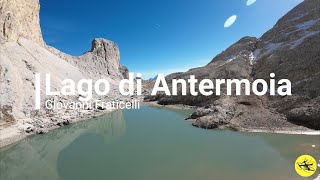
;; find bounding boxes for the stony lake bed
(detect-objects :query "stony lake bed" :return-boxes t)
[0,106,319,180]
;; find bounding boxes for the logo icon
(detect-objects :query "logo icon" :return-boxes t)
[295,154,317,177]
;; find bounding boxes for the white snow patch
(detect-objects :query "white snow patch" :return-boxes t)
[296,19,319,30]
[249,52,255,65]
[250,42,282,61]
[280,19,319,38]
[266,42,283,53]
[226,56,236,63]
[290,7,319,23]
[290,30,320,49]
[290,12,309,22]
[253,49,261,60]
[219,56,237,67]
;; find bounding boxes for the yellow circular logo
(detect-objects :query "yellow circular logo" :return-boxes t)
[295,154,317,177]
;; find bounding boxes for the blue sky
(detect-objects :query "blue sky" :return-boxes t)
[40,0,303,79]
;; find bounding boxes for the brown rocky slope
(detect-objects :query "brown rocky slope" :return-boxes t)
[145,0,320,131]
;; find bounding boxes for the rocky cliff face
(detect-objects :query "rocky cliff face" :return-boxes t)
[146,0,320,131]
[46,38,128,80]
[0,0,129,145]
[0,0,44,46]
[90,38,120,69]
[252,0,320,129]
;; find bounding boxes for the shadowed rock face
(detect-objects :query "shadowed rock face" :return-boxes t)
[146,0,320,130]
[120,65,129,79]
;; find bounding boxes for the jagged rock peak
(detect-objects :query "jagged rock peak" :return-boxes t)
[119,65,129,79]
[0,0,44,46]
[89,38,120,68]
[208,36,257,64]
[90,38,119,58]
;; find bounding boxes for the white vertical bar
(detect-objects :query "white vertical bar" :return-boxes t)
[35,73,41,110]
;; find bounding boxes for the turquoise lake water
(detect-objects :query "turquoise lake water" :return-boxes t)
[0,106,319,180]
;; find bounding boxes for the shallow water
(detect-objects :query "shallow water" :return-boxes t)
[0,106,319,180]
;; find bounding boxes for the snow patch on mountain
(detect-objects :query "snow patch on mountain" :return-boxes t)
[290,30,320,49]
[296,19,319,30]
[249,52,255,65]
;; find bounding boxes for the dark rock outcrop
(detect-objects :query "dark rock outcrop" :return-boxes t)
[120,65,129,79]
[0,105,15,126]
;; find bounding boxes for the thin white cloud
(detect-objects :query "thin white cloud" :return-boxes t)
[154,24,161,28]
[246,0,256,6]
[224,15,237,28]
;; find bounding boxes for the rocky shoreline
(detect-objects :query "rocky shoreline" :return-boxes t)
[0,107,117,148]
[1,101,319,149]
[142,101,320,135]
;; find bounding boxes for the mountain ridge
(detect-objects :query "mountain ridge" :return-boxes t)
[0,0,129,147]
[144,0,320,131]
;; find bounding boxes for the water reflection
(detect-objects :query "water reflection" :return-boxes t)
[0,107,319,180]
[147,105,195,116]
[0,110,126,180]
[87,110,126,144]
[241,132,320,160]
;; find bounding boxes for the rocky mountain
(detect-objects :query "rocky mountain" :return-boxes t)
[252,0,320,129]
[46,38,126,80]
[145,0,320,131]
[0,0,129,146]
[148,75,158,81]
